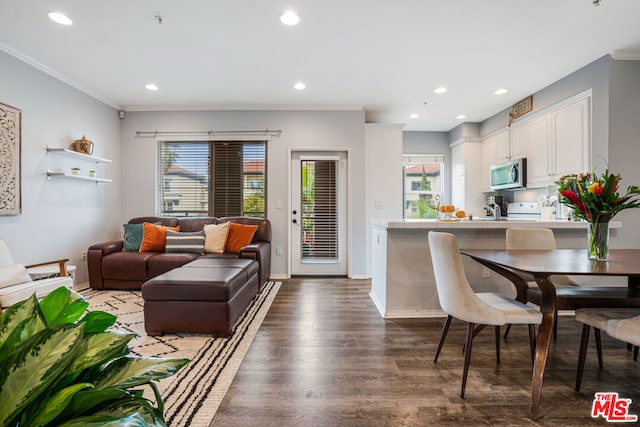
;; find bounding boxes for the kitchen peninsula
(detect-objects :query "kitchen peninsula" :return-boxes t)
[370,219,622,319]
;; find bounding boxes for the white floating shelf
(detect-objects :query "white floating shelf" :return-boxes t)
[46,171,112,183]
[46,146,112,163]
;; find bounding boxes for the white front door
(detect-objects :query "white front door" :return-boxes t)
[291,151,347,276]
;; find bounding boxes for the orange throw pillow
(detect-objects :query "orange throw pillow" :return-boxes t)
[139,223,180,252]
[225,223,258,254]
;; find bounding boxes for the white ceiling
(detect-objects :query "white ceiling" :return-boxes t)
[1,0,639,131]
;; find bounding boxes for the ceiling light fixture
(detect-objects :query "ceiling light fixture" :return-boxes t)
[494,88,508,95]
[293,82,306,90]
[145,83,159,91]
[434,87,447,94]
[409,113,419,119]
[456,114,466,120]
[48,12,73,26]
[280,11,300,26]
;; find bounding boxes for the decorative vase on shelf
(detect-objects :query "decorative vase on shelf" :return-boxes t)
[71,168,80,176]
[588,222,609,261]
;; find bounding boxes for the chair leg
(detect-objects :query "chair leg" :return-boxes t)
[494,326,500,364]
[503,324,512,340]
[461,322,475,399]
[576,324,591,392]
[528,324,536,364]
[553,309,558,341]
[434,315,453,363]
[594,328,603,369]
[634,346,639,362]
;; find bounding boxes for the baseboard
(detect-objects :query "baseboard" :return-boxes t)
[349,274,369,280]
[369,292,386,317]
[269,274,288,280]
[383,308,446,319]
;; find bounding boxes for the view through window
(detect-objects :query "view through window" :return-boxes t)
[402,154,443,219]
[157,140,266,217]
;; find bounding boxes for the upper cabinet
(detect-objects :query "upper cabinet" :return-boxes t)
[526,96,591,187]
[494,124,526,164]
[450,139,483,213]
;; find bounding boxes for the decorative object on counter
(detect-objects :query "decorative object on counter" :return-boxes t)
[89,169,96,177]
[72,134,94,155]
[438,204,460,221]
[71,167,80,175]
[538,195,558,220]
[556,169,640,261]
[0,102,21,215]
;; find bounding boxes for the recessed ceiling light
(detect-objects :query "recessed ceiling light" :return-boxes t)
[434,87,447,94]
[409,113,419,119]
[48,12,73,26]
[145,83,159,91]
[280,11,300,26]
[293,82,306,90]
[456,114,467,120]
[494,88,508,95]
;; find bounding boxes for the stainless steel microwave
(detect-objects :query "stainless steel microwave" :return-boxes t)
[490,158,526,190]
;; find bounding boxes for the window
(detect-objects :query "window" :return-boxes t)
[402,154,443,219]
[157,140,266,217]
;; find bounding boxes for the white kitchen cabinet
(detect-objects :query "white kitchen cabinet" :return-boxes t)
[525,97,590,187]
[526,114,552,186]
[552,97,590,178]
[481,136,495,191]
[450,139,483,214]
[494,125,525,163]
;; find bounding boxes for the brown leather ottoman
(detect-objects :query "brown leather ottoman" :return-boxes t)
[141,258,259,337]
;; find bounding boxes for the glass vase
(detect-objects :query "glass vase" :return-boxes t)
[588,222,610,261]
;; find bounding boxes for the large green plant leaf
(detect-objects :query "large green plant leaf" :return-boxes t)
[96,396,167,427]
[79,311,117,334]
[0,295,38,350]
[0,324,81,427]
[23,382,93,427]
[63,332,136,384]
[58,413,149,427]
[0,314,47,358]
[95,357,189,390]
[39,287,89,326]
[63,388,128,420]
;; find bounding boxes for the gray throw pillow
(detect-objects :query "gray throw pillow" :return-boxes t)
[165,230,205,254]
[123,222,160,251]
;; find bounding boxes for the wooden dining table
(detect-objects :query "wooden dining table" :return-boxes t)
[460,248,640,419]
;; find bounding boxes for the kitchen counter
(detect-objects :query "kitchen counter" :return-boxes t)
[370,219,624,319]
[372,218,622,230]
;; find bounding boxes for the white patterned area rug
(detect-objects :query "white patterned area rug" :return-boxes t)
[77,281,281,426]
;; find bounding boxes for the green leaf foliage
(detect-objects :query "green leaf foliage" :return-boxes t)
[23,383,93,427]
[0,286,188,426]
[0,295,38,351]
[0,324,81,427]
[58,413,149,427]
[95,357,190,390]
[40,287,89,326]
[79,311,117,334]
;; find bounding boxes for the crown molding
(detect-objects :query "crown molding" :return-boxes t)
[612,49,640,60]
[0,43,122,110]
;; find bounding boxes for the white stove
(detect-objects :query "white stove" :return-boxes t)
[507,202,541,220]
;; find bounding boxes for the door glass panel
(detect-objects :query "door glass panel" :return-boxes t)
[301,160,338,260]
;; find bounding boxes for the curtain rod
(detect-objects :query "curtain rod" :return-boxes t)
[135,129,282,138]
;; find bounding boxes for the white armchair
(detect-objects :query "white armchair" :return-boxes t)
[0,240,73,314]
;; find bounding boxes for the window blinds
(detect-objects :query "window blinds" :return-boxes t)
[301,159,338,259]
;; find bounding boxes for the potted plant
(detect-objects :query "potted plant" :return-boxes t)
[71,167,81,176]
[0,287,188,426]
[89,170,97,178]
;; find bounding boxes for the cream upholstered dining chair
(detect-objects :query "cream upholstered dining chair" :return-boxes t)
[504,227,579,339]
[428,231,543,398]
[0,239,73,314]
[575,308,640,391]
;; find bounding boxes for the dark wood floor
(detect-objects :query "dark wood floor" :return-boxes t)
[212,279,640,426]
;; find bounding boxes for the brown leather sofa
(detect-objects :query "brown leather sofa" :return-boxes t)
[88,216,271,290]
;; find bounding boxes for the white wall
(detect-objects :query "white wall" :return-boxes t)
[0,50,122,284]
[365,124,404,277]
[119,109,366,278]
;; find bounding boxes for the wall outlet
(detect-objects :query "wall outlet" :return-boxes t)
[482,267,491,278]
[275,246,282,255]
[81,250,87,261]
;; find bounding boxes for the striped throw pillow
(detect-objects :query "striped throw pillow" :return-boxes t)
[165,230,205,254]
